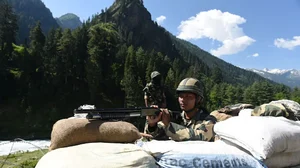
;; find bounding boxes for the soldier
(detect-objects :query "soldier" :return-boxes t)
[144,77,217,141]
[143,71,167,108]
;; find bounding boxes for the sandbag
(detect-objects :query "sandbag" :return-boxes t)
[49,118,141,150]
[238,109,253,117]
[211,103,254,122]
[210,110,233,122]
[264,151,300,168]
[217,104,254,115]
[138,140,267,168]
[251,103,290,118]
[214,116,300,160]
[269,99,300,120]
[36,142,157,168]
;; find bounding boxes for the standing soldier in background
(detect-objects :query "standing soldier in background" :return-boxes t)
[143,71,167,108]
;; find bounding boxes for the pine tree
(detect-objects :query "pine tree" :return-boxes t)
[211,66,223,84]
[72,24,89,83]
[121,45,142,107]
[0,0,18,60]
[43,28,57,75]
[86,23,119,104]
[291,87,300,103]
[57,29,75,85]
[135,47,146,82]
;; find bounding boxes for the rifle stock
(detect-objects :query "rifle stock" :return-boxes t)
[73,107,181,120]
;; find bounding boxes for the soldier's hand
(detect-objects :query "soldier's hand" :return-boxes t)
[146,112,162,127]
[140,133,153,139]
[161,108,171,127]
[146,105,163,127]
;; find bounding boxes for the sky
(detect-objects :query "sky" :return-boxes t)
[41,0,300,70]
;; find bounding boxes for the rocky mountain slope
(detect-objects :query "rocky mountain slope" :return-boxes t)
[56,13,82,30]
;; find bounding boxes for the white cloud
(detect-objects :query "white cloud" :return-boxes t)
[211,36,255,56]
[176,9,255,57]
[274,36,300,50]
[252,53,259,57]
[156,15,166,25]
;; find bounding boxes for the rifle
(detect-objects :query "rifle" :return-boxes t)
[73,106,181,120]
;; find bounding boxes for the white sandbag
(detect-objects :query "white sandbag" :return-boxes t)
[264,150,300,168]
[36,142,157,168]
[214,116,300,160]
[139,140,267,168]
[238,109,253,117]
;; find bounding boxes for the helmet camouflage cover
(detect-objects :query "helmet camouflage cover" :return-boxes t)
[151,71,161,79]
[176,78,204,98]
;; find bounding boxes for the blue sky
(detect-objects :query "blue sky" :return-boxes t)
[42,0,300,70]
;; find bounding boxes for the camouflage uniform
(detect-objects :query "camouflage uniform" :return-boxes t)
[144,109,216,141]
[143,82,166,107]
[143,71,166,107]
[251,103,298,120]
[144,77,217,142]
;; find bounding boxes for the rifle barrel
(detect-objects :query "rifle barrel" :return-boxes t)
[73,107,181,119]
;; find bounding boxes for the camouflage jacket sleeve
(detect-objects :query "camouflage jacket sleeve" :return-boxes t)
[144,121,169,140]
[144,111,182,140]
[164,120,215,141]
[144,111,216,141]
[143,85,148,96]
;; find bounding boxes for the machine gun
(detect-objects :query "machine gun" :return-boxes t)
[73,106,181,120]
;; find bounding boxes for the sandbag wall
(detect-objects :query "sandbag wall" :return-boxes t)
[214,116,300,168]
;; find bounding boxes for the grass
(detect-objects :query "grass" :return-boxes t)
[0,149,48,168]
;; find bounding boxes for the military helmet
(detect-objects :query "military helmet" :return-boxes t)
[176,78,204,98]
[151,71,161,79]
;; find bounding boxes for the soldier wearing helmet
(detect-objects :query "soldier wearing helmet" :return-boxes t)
[143,71,167,108]
[144,77,217,141]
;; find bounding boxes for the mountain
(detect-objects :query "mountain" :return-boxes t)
[95,0,272,86]
[56,13,82,30]
[247,68,300,88]
[8,0,59,44]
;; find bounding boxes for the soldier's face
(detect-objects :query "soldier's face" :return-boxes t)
[178,92,196,111]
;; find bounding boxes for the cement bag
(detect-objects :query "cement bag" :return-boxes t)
[36,142,157,168]
[214,116,300,160]
[138,140,267,168]
[49,118,141,150]
[264,150,300,168]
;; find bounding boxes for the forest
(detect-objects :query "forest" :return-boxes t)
[1,0,300,139]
